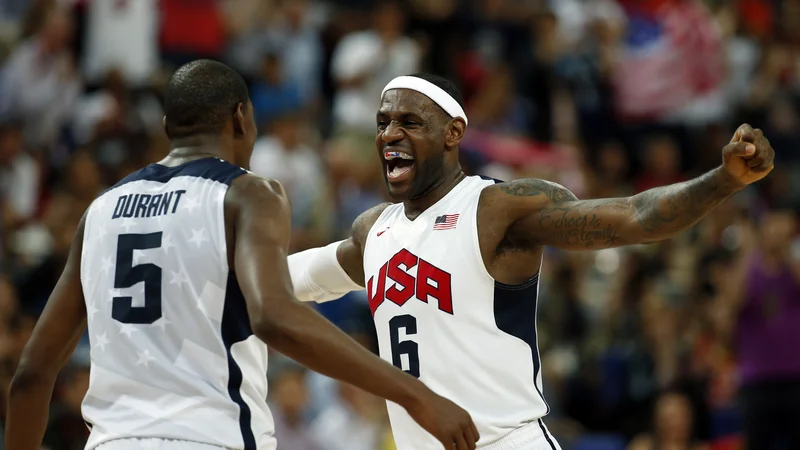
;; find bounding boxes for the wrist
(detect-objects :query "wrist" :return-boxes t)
[713,166,747,193]
[393,375,430,410]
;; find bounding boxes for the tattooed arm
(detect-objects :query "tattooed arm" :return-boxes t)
[489,124,775,251]
[493,169,740,250]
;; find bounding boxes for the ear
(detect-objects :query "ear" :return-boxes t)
[444,118,466,149]
[161,116,170,139]
[233,102,246,136]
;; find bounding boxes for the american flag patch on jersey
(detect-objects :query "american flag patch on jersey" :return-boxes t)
[433,214,459,230]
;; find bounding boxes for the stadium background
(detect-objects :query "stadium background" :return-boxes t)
[1,0,799,449]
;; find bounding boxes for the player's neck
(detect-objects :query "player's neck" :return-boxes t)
[403,170,466,220]
[164,137,235,166]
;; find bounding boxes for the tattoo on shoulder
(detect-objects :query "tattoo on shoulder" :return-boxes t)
[499,179,579,204]
[501,179,622,248]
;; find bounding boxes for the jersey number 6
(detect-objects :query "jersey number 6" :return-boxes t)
[389,314,420,378]
[112,232,163,324]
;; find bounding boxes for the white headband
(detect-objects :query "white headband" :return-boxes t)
[381,76,468,126]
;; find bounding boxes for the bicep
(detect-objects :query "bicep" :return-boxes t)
[16,215,87,379]
[336,238,365,286]
[499,179,641,251]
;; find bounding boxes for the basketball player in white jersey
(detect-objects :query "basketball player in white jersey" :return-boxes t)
[286,74,776,450]
[5,62,480,450]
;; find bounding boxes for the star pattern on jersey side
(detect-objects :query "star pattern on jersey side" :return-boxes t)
[94,222,108,244]
[183,196,200,214]
[162,234,176,254]
[93,332,109,352]
[196,298,209,316]
[83,271,93,285]
[155,316,171,331]
[197,281,226,322]
[120,218,137,233]
[86,302,99,321]
[93,195,107,211]
[119,323,138,338]
[101,256,114,275]
[189,229,208,248]
[136,349,156,368]
[157,212,169,227]
[169,270,188,287]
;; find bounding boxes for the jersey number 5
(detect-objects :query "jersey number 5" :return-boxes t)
[389,315,420,378]
[112,233,163,324]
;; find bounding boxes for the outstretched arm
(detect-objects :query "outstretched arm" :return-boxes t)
[494,125,775,251]
[6,215,88,450]
[288,203,390,302]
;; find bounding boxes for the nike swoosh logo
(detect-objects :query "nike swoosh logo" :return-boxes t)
[377,228,390,237]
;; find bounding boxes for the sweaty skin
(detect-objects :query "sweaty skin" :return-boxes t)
[337,88,774,287]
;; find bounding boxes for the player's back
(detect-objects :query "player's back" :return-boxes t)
[80,157,276,450]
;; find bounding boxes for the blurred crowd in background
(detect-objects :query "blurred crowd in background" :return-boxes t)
[1,0,800,449]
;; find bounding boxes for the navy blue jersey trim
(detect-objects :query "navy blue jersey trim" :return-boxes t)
[103,157,247,196]
[538,419,557,449]
[221,271,256,449]
[478,175,505,184]
[493,276,550,414]
[482,173,549,410]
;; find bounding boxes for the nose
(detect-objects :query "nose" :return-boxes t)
[380,120,404,145]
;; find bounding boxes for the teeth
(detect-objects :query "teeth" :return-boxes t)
[384,151,414,160]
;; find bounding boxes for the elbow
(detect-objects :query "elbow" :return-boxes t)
[9,366,54,396]
[248,296,303,346]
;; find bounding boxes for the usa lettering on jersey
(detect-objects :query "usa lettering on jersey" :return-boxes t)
[367,249,453,315]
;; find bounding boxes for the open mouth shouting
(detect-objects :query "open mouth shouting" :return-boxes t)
[384,150,415,183]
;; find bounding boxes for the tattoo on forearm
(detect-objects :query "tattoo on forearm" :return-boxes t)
[631,168,740,235]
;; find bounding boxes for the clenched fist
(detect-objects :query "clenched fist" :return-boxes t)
[722,123,775,187]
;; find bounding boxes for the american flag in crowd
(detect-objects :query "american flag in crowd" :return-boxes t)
[612,1,723,121]
[433,214,459,230]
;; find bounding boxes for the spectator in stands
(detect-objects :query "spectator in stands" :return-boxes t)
[0,116,39,226]
[159,0,226,68]
[628,390,707,450]
[250,50,305,130]
[330,0,420,135]
[249,110,332,250]
[634,135,685,193]
[310,381,393,450]
[268,359,320,450]
[727,209,800,450]
[16,150,98,313]
[263,0,324,104]
[0,4,80,150]
[80,0,158,88]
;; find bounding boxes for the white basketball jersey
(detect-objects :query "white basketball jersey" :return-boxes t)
[79,158,276,450]
[363,176,557,450]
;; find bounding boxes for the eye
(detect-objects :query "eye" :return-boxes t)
[377,121,388,130]
[403,121,419,128]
